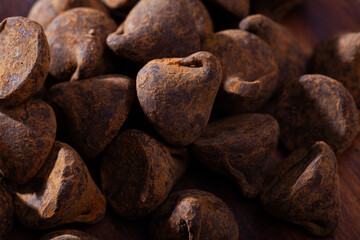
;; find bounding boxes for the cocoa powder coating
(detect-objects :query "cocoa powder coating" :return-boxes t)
[191,113,280,198]
[28,0,109,29]
[15,141,106,229]
[0,17,50,107]
[261,141,340,236]
[137,51,222,146]
[101,129,189,218]
[46,7,117,82]
[106,0,201,63]
[182,0,214,42]
[0,99,56,185]
[311,32,360,107]
[47,74,135,159]
[240,14,309,90]
[276,74,358,153]
[149,189,239,240]
[202,29,278,114]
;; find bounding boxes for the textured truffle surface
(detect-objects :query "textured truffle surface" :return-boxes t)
[276,74,358,153]
[191,113,280,198]
[202,29,278,114]
[149,189,239,240]
[47,74,135,159]
[0,99,56,185]
[15,141,106,229]
[0,17,49,107]
[261,141,340,236]
[46,7,116,82]
[137,51,222,146]
[101,129,188,218]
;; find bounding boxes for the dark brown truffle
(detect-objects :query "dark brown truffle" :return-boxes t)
[137,51,222,146]
[240,14,309,89]
[106,0,201,63]
[40,230,98,240]
[207,0,250,18]
[15,141,106,229]
[311,32,360,107]
[202,29,278,114]
[46,7,117,82]
[28,0,109,29]
[47,74,135,159]
[101,129,189,218]
[149,189,239,240]
[0,184,14,240]
[251,0,305,20]
[276,74,358,153]
[261,141,340,236]
[0,17,49,107]
[0,99,56,185]
[191,113,280,198]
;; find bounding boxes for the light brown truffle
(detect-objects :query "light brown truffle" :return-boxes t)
[46,7,117,82]
[0,17,49,107]
[15,141,106,229]
[137,51,222,146]
[28,0,108,29]
[106,0,201,63]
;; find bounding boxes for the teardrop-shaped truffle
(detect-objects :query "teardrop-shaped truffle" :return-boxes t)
[101,129,189,218]
[47,74,135,159]
[149,189,239,240]
[202,29,278,114]
[106,0,201,63]
[261,141,340,236]
[137,51,222,146]
[191,113,280,198]
[276,74,358,153]
[240,14,309,90]
[0,99,56,185]
[15,141,106,229]
[28,0,109,29]
[46,8,117,82]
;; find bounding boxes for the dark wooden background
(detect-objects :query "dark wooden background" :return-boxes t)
[1,0,360,239]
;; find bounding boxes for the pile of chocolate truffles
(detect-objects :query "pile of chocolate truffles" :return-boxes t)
[0,0,358,239]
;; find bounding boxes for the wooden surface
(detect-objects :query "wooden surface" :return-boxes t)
[1,0,360,239]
